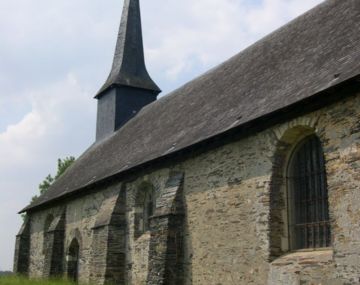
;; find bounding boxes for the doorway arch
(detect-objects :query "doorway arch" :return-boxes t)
[67,238,80,282]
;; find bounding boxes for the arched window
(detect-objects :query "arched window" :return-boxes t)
[142,189,155,232]
[288,135,331,250]
[134,183,156,237]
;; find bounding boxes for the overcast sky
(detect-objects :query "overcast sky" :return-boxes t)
[0,0,323,271]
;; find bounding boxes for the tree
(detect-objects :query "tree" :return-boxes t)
[36,157,75,198]
[22,156,75,220]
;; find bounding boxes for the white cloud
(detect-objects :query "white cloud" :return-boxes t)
[0,74,95,168]
[143,0,323,82]
[0,74,96,271]
[0,0,323,271]
[244,0,323,34]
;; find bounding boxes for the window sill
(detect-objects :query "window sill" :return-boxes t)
[271,248,333,267]
[288,247,332,253]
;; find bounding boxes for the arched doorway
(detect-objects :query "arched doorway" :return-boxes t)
[67,238,80,282]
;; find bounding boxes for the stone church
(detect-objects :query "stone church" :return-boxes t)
[14,0,360,284]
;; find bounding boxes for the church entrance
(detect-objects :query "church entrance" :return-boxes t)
[67,238,80,282]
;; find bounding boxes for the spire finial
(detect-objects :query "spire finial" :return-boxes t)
[96,0,160,98]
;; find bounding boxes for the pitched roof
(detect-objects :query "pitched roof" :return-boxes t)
[96,0,160,98]
[23,0,360,212]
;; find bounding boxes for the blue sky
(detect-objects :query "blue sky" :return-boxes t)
[0,0,323,271]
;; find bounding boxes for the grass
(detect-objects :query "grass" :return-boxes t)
[0,275,76,285]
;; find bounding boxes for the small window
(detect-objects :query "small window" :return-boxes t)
[288,135,331,250]
[135,184,156,237]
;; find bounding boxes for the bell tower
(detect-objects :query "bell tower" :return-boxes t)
[95,0,161,141]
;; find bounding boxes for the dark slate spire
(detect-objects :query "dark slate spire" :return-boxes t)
[95,0,161,141]
[95,0,160,98]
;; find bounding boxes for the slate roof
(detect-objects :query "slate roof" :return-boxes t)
[96,0,160,98]
[22,0,360,212]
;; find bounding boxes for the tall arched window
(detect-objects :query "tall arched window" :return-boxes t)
[142,189,155,232]
[288,135,331,250]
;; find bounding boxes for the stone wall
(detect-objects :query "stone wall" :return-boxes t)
[28,184,120,282]
[181,125,272,284]
[29,206,63,277]
[25,92,360,284]
[43,211,66,277]
[125,169,170,285]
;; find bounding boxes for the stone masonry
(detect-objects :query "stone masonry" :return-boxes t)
[15,92,360,284]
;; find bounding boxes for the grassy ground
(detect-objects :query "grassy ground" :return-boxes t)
[0,275,75,285]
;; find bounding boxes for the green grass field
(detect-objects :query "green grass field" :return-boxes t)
[0,276,76,285]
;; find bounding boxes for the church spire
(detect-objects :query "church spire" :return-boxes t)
[95,0,161,141]
[95,0,160,98]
